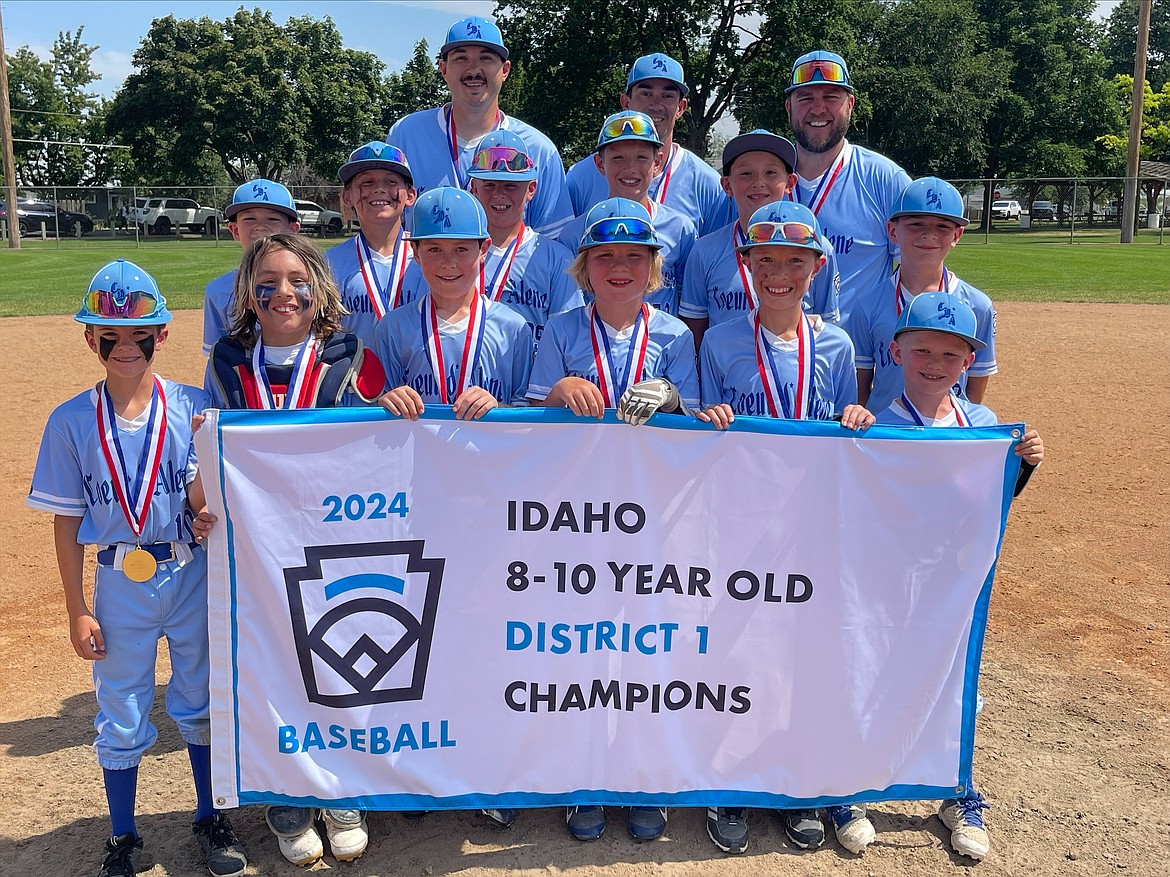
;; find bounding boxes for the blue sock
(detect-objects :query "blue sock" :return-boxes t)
[188,743,215,822]
[103,766,139,839]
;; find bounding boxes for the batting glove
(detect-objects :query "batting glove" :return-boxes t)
[617,378,682,426]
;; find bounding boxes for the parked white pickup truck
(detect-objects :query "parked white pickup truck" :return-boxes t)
[133,197,222,235]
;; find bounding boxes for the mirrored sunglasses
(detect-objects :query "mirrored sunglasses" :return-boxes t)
[600,115,657,141]
[472,145,535,173]
[84,289,161,319]
[254,282,314,310]
[790,59,849,87]
[745,221,819,246]
[584,217,656,244]
[348,143,409,165]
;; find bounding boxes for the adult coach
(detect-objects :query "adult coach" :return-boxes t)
[565,53,733,236]
[785,50,911,330]
[387,16,574,238]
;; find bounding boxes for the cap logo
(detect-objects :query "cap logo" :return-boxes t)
[431,204,453,229]
[936,301,957,326]
[926,188,943,209]
[466,22,482,38]
[109,279,126,300]
[652,57,667,72]
[251,183,270,201]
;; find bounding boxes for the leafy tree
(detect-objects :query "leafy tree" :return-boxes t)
[1100,74,1170,215]
[1102,0,1169,91]
[382,39,445,133]
[106,10,387,185]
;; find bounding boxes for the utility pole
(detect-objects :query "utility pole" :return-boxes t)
[0,0,24,248]
[1121,0,1153,243]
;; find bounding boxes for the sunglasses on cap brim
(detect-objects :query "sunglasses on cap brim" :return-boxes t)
[790,59,850,88]
[348,144,410,165]
[472,146,535,173]
[84,289,162,320]
[745,221,820,247]
[600,116,658,141]
[584,217,657,245]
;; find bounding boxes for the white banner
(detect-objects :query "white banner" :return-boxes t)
[196,408,1021,811]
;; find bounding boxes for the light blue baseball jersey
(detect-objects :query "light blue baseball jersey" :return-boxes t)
[678,220,841,326]
[699,314,857,419]
[875,396,998,428]
[852,272,998,415]
[793,140,911,331]
[387,107,574,238]
[28,380,207,547]
[566,144,734,236]
[376,295,533,406]
[399,230,583,353]
[202,269,237,354]
[527,304,700,411]
[560,200,697,316]
[325,233,415,350]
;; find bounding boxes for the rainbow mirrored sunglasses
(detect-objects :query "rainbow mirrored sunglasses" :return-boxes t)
[584,216,657,245]
[745,221,819,246]
[84,288,163,320]
[471,145,535,173]
[254,282,314,310]
[347,143,409,165]
[790,58,850,88]
[600,115,658,141]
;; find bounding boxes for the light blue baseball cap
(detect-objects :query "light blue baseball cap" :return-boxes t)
[338,142,413,186]
[77,259,173,327]
[440,16,508,60]
[890,177,970,226]
[626,52,689,96]
[410,187,489,240]
[468,130,538,182]
[224,179,298,221]
[579,197,663,250]
[786,50,854,93]
[737,200,825,255]
[894,291,985,350]
[596,110,663,153]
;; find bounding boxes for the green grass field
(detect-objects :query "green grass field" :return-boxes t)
[0,230,1166,316]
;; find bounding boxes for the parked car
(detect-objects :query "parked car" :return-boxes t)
[991,200,1022,220]
[132,197,221,235]
[296,200,344,235]
[0,199,94,236]
[1029,200,1056,220]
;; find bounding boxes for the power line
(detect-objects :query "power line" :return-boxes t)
[11,107,103,118]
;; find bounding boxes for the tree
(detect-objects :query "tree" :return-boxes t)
[1100,75,1170,216]
[1102,0,1170,91]
[382,39,445,133]
[106,10,388,185]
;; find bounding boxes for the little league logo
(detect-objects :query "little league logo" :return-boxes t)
[926,187,943,209]
[432,204,453,229]
[251,182,270,201]
[465,22,483,39]
[652,57,668,72]
[284,541,445,708]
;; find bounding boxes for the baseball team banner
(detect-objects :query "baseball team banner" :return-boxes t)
[195,408,1022,811]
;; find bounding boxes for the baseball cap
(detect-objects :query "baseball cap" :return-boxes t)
[579,197,663,250]
[77,259,173,327]
[626,52,689,96]
[889,177,970,226]
[596,110,663,152]
[440,16,508,61]
[786,50,854,93]
[338,142,414,187]
[894,291,985,350]
[737,200,825,255]
[224,179,298,221]
[468,130,538,182]
[410,187,489,240]
[721,129,797,176]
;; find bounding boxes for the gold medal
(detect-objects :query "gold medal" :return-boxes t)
[122,548,158,582]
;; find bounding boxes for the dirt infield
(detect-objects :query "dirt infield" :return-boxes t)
[1,303,1166,876]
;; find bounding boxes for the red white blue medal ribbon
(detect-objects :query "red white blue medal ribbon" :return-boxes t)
[650,143,681,205]
[754,313,817,419]
[795,149,847,216]
[251,335,318,409]
[96,375,168,540]
[356,229,409,318]
[732,223,756,311]
[422,293,488,404]
[898,392,969,426]
[446,106,502,190]
[895,266,951,316]
[589,302,650,406]
[485,224,524,302]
